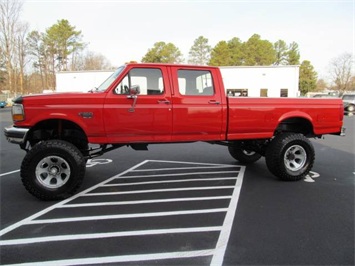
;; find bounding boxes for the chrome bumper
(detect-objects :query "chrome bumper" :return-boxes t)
[4,126,29,144]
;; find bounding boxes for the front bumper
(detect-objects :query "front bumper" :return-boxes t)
[4,126,29,144]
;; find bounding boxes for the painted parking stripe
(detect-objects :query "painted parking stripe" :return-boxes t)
[1,249,216,266]
[0,160,246,266]
[26,208,229,225]
[60,195,233,208]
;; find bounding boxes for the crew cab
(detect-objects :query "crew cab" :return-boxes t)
[4,63,344,200]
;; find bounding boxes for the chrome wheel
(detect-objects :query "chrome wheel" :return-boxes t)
[284,145,307,172]
[35,156,71,189]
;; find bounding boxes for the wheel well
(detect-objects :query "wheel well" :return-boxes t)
[27,119,88,150]
[275,117,314,137]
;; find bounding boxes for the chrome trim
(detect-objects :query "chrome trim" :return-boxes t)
[4,126,29,144]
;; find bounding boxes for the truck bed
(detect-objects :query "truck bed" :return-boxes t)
[227,97,344,140]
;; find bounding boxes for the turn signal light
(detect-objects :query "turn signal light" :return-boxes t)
[12,104,25,122]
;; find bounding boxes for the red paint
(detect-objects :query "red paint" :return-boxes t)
[13,63,344,144]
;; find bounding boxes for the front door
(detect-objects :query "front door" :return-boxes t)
[104,66,172,143]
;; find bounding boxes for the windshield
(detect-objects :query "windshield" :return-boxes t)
[96,66,125,92]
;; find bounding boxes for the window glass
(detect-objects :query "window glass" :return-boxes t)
[178,70,214,95]
[96,66,125,91]
[260,88,268,97]
[280,88,288,97]
[227,89,248,97]
[114,68,164,95]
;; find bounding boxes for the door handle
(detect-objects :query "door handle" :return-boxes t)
[208,100,220,105]
[157,99,170,104]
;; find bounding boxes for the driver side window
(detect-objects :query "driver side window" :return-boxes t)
[114,68,164,95]
[114,75,130,94]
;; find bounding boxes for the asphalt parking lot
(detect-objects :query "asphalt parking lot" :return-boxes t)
[0,107,354,265]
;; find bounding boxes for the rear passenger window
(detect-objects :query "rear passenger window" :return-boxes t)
[178,70,214,96]
[114,68,164,95]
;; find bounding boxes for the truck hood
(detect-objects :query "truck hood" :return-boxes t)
[14,92,106,105]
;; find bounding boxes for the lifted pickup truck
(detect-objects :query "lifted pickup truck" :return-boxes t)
[5,63,344,200]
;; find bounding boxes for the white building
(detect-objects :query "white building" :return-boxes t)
[219,65,300,97]
[56,70,114,93]
[56,65,300,97]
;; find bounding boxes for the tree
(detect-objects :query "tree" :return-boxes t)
[243,34,276,66]
[328,52,354,93]
[209,41,231,66]
[27,30,50,90]
[0,0,23,93]
[274,40,288,65]
[44,19,85,71]
[0,45,5,85]
[286,41,300,65]
[350,76,355,91]
[76,51,112,70]
[299,60,317,95]
[316,79,328,92]
[188,36,211,65]
[16,21,29,94]
[142,41,184,63]
[228,37,244,65]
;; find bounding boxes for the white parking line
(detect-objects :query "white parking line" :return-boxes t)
[84,186,235,196]
[0,160,246,266]
[60,196,233,208]
[102,176,238,187]
[26,208,229,225]
[0,226,223,246]
[3,249,217,266]
[0,169,20,177]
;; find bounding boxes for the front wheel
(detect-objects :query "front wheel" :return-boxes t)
[21,140,86,200]
[265,133,315,181]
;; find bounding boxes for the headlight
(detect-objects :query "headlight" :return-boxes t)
[12,104,25,122]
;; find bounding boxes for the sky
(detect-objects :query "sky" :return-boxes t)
[21,0,354,80]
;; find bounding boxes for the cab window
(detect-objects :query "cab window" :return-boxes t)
[177,70,214,96]
[114,68,164,95]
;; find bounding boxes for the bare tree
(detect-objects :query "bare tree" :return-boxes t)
[329,52,354,93]
[83,51,111,70]
[16,21,29,94]
[0,0,23,93]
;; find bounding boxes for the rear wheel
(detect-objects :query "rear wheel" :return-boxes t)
[265,133,315,181]
[21,140,86,200]
[228,142,262,164]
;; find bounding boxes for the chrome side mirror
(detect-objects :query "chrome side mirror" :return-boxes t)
[127,85,140,112]
[129,85,140,96]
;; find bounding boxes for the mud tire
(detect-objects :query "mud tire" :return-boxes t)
[265,133,315,181]
[21,140,86,200]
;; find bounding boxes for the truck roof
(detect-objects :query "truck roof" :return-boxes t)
[124,63,220,69]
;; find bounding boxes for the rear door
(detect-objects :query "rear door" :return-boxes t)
[170,66,225,141]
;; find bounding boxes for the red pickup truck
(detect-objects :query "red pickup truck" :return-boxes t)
[5,63,344,200]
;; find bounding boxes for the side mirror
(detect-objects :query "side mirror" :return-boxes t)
[127,85,140,112]
[129,85,140,95]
